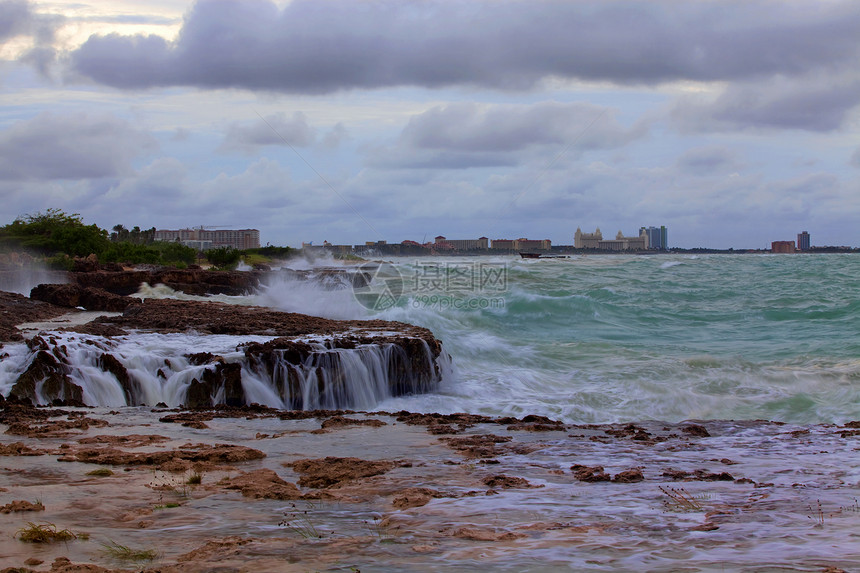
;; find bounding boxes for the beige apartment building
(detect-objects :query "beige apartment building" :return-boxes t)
[154,228,260,250]
[575,227,649,251]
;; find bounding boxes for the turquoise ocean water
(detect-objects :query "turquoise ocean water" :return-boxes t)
[335,253,860,424]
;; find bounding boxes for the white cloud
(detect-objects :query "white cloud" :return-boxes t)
[220,112,315,153]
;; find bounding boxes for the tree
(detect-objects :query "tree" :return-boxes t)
[206,246,241,269]
[0,209,109,257]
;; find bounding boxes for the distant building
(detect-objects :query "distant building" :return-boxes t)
[797,231,810,251]
[490,238,550,251]
[154,228,260,250]
[574,228,603,249]
[515,238,551,251]
[491,239,516,250]
[354,241,400,255]
[576,226,652,251]
[640,226,669,250]
[434,236,489,251]
[325,244,353,255]
[771,241,796,253]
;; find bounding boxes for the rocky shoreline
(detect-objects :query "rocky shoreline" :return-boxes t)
[1,279,445,409]
[0,403,858,572]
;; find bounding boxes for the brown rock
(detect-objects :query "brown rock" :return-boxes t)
[0,290,68,342]
[482,474,542,489]
[441,434,513,459]
[58,443,265,467]
[77,434,169,447]
[682,424,711,437]
[571,465,611,482]
[289,456,396,488]
[391,487,445,509]
[9,349,85,406]
[613,469,645,483]
[221,468,302,499]
[0,442,46,456]
[6,416,109,438]
[184,362,245,408]
[507,414,566,432]
[0,500,45,513]
[176,536,252,563]
[30,283,134,312]
[450,527,527,541]
[71,254,100,272]
[320,415,387,430]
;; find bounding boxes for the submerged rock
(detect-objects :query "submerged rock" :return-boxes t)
[221,469,302,500]
[288,456,397,488]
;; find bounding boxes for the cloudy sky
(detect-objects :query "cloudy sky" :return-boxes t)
[1,0,858,249]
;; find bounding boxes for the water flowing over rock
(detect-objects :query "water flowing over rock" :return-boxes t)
[1,295,449,410]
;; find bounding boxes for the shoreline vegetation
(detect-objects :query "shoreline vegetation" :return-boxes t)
[0,211,856,274]
[0,210,297,271]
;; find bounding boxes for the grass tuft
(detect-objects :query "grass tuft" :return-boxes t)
[280,503,324,539]
[15,522,77,543]
[153,502,182,510]
[100,539,160,562]
[364,514,402,543]
[660,486,706,512]
[86,468,114,477]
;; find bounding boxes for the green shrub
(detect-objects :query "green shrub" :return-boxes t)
[206,246,241,269]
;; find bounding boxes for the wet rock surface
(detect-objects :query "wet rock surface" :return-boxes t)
[288,456,398,488]
[30,284,134,312]
[68,268,263,297]
[0,291,68,342]
[0,405,858,572]
[220,469,302,500]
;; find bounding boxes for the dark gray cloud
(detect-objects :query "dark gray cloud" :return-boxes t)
[369,101,643,169]
[220,112,315,152]
[672,73,860,132]
[676,146,741,175]
[68,0,860,93]
[0,112,157,180]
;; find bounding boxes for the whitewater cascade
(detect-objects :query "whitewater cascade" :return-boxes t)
[1,330,451,410]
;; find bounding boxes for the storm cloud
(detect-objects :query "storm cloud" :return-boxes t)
[369,101,644,169]
[68,0,860,94]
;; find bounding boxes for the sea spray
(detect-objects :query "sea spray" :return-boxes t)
[0,261,66,295]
